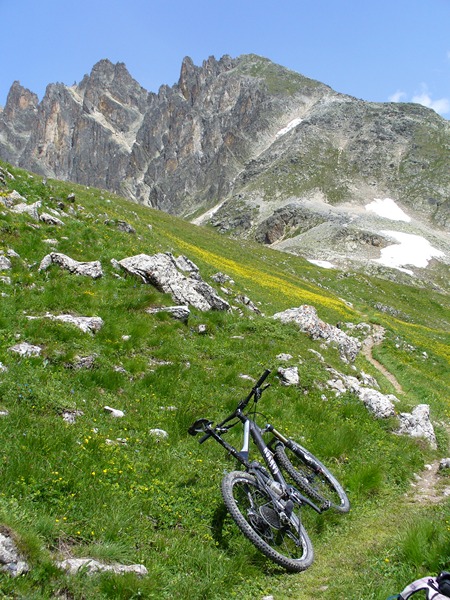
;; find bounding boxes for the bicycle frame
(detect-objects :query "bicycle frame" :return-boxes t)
[201,408,322,513]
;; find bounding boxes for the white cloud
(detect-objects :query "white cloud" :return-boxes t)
[389,90,407,103]
[389,83,450,116]
[412,85,450,115]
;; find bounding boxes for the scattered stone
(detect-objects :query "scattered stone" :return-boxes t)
[149,428,168,439]
[67,193,76,202]
[118,253,230,312]
[9,342,42,357]
[39,252,103,279]
[273,305,361,362]
[276,353,293,361]
[211,272,235,285]
[42,238,59,245]
[0,529,29,577]
[239,374,254,381]
[0,362,8,373]
[0,410,8,417]
[278,366,299,386]
[439,458,450,470]
[70,355,97,370]
[358,388,397,418]
[117,220,135,234]
[148,358,173,367]
[397,404,437,449]
[197,324,207,334]
[0,256,12,270]
[10,201,41,221]
[6,249,19,258]
[105,438,128,446]
[0,276,11,285]
[146,305,190,322]
[57,558,147,576]
[6,190,27,202]
[40,213,65,226]
[62,410,84,424]
[159,405,177,411]
[307,349,325,362]
[26,313,103,334]
[104,406,125,418]
[235,294,262,315]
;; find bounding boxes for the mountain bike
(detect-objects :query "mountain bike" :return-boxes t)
[188,369,350,572]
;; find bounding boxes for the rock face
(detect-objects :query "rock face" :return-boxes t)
[1,54,449,280]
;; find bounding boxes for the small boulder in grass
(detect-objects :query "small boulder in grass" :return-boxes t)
[149,428,168,440]
[104,406,125,418]
[278,366,299,386]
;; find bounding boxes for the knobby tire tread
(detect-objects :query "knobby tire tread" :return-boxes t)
[221,471,314,572]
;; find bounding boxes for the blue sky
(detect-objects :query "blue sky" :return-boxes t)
[1,0,449,117]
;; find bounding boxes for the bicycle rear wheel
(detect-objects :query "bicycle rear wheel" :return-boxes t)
[221,471,314,572]
[274,441,350,513]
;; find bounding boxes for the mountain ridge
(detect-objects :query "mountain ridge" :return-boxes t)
[0,54,449,285]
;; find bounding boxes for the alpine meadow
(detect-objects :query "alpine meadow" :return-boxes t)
[0,43,450,600]
[0,158,449,599]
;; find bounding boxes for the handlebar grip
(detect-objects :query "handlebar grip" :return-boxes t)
[255,369,271,388]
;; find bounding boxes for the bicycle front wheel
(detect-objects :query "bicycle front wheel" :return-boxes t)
[274,441,350,513]
[221,471,314,572]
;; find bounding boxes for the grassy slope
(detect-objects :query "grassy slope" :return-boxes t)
[0,160,449,599]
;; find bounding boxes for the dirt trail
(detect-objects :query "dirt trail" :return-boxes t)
[362,324,450,503]
[361,324,403,394]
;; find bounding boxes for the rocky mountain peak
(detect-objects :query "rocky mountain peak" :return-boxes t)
[3,81,39,120]
[0,54,448,286]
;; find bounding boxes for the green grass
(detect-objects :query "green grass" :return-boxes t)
[0,159,449,598]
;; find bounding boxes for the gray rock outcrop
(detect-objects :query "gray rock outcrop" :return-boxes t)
[146,305,191,322]
[26,313,104,334]
[278,366,300,386]
[57,558,147,576]
[0,530,29,577]
[39,252,103,279]
[397,404,437,449]
[118,253,230,311]
[8,342,42,357]
[272,305,361,362]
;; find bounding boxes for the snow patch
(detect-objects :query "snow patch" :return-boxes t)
[365,198,411,222]
[190,200,227,226]
[275,117,303,138]
[374,230,445,274]
[308,259,336,269]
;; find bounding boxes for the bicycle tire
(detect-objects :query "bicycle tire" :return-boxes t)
[274,441,350,513]
[221,470,314,572]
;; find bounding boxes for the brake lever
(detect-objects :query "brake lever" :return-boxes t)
[188,418,213,436]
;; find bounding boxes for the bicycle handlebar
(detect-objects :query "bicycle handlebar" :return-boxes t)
[188,369,272,443]
[239,368,271,409]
